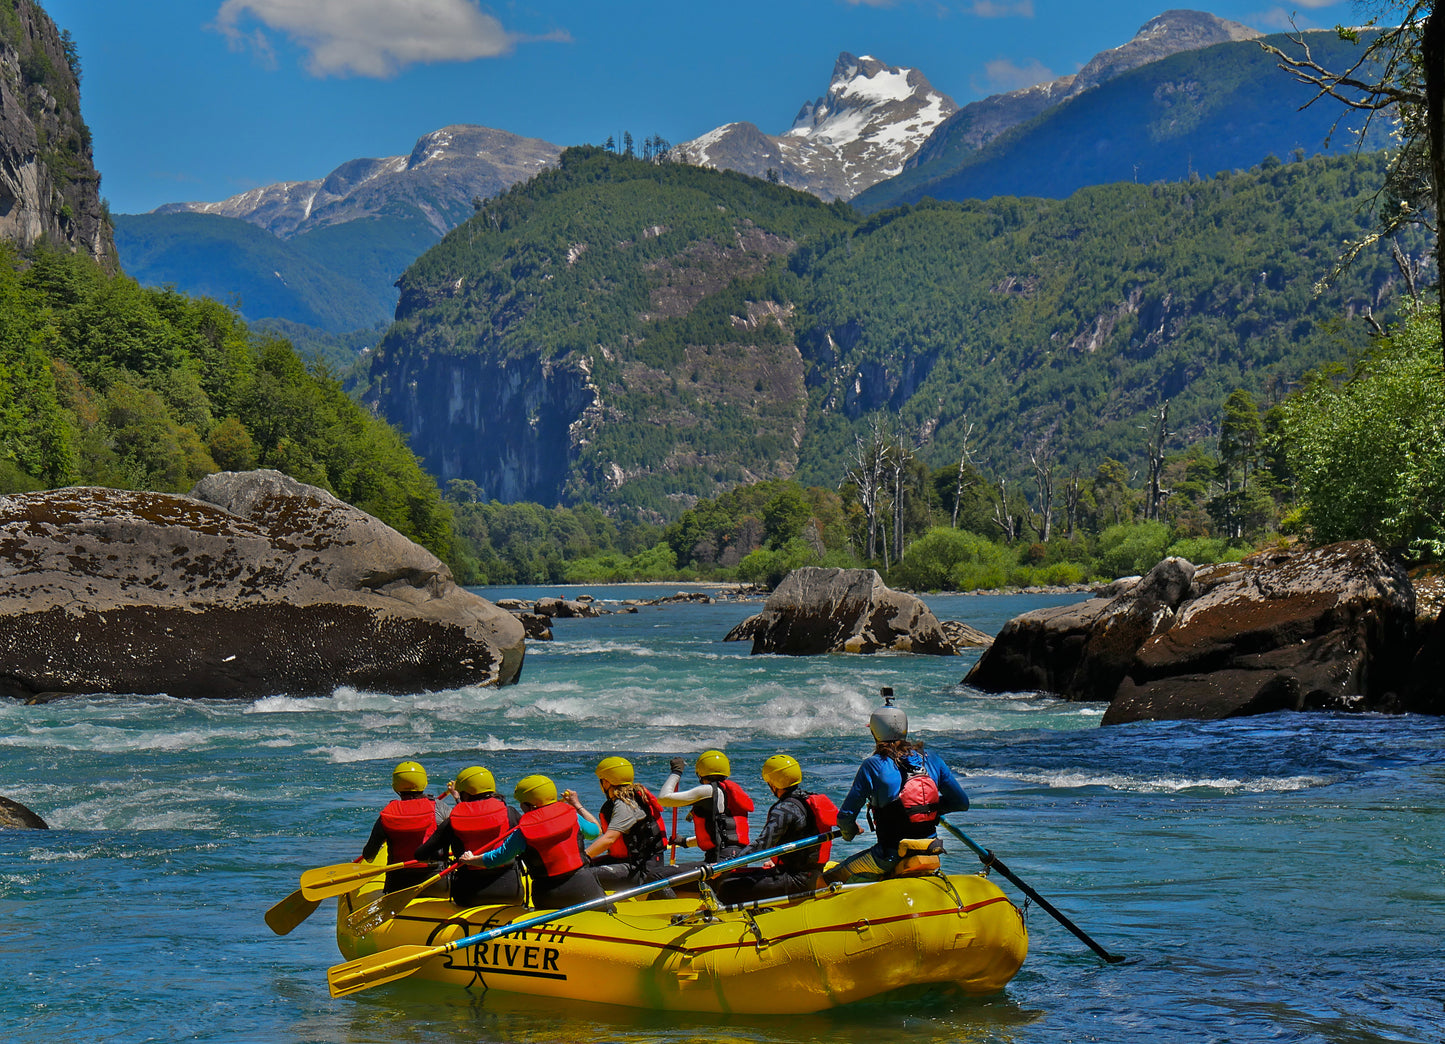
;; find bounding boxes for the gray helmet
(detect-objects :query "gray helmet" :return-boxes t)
[869,687,907,742]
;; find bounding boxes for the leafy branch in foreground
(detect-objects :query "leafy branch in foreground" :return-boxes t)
[1262,4,1445,349]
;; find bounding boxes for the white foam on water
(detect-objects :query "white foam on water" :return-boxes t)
[314,739,439,765]
[1008,770,1331,794]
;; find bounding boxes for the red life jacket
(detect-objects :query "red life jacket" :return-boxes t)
[516,801,584,878]
[774,789,839,871]
[449,796,511,855]
[692,779,753,852]
[600,787,667,864]
[379,796,436,862]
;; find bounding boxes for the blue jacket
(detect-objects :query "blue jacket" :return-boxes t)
[837,749,968,839]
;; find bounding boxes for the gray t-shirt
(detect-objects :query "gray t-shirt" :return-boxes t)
[604,793,646,835]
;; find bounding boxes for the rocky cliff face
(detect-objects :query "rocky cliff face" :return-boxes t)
[672,53,956,201]
[0,0,112,265]
[155,125,561,238]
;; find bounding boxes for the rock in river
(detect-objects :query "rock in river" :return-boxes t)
[0,795,48,829]
[965,541,1417,724]
[724,567,955,655]
[0,470,525,700]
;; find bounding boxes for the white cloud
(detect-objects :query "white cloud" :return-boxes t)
[975,56,1053,94]
[969,1,1035,16]
[214,0,545,78]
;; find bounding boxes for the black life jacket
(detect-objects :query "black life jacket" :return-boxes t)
[873,753,940,849]
[600,787,667,867]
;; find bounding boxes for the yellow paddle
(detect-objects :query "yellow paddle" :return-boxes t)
[327,827,839,997]
[299,858,431,901]
[264,888,322,936]
[346,859,463,932]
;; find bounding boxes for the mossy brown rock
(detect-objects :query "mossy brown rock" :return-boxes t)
[0,795,47,829]
[724,567,955,655]
[0,470,524,700]
[966,542,1418,724]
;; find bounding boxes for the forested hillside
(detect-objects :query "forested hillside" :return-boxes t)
[366,147,1417,518]
[0,244,453,557]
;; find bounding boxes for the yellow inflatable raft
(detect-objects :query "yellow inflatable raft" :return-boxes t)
[334,871,1028,1013]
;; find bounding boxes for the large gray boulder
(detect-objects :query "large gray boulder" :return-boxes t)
[966,542,1418,724]
[724,567,955,655]
[0,470,525,700]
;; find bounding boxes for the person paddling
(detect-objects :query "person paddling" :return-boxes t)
[825,690,969,883]
[415,765,524,906]
[713,754,839,903]
[660,750,755,862]
[359,761,439,892]
[461,774,608,909]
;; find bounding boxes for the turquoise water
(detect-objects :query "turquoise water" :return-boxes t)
[1,586,1441,1042]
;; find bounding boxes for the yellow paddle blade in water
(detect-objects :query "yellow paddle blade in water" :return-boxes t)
[328,944,440,997]
[264,888,321,936]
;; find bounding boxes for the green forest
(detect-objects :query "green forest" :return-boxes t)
[368,146,1421,523]
[0,245,453,557]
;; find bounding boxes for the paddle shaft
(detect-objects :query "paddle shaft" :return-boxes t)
[329,827,841,995]
[941,819,1124,964]
[300,858,431,900]
[669,808,678,866]
[348,860,463,929]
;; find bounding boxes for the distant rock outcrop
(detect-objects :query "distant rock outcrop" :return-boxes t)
[0,795,47,829]
[672,53,957,200]
[724,567,956,655]
[966,542,1419,724]
[0,470,525,700]
[0,0,113,265]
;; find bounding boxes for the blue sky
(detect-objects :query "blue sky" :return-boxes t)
[41,0,1359,215]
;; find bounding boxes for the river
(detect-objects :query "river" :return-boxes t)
[1,586,1440,1042]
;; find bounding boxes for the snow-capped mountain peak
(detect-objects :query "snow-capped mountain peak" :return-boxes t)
[672,52,957,201]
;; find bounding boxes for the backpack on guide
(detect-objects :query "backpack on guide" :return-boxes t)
[896,756,940,829]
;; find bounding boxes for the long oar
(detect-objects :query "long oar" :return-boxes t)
[328,827,840,997]
[346,860,464,932]
[300,858,431,901]
[941,819,1124,964]
[265,888,322,936]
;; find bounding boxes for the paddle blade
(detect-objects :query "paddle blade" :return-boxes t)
[328,944,438,997]
[346,884,418,934]
[265,889,321,936]
[300,860,400,900]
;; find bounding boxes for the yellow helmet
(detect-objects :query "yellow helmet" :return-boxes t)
[761,754,802,790]
[454,765,495,796]
[392,761,427,794]
[514,774,558,807]
[595,756,634,786]
[695,750,731,779]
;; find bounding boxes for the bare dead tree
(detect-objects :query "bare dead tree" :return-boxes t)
[1030,449,1055,543]
[1143,400,1172,522]
[1062,466,1084,540]
[842,415,890,561]
[990,476,1019,543]
[952,416,983,528]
